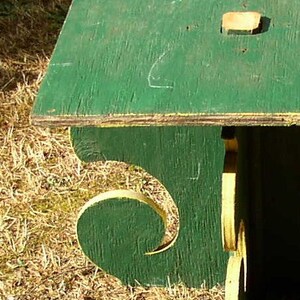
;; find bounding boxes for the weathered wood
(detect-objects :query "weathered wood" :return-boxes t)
[32,0,300,127]
[72,126,228,287]
[30,0,300,297]
[31,114,300,127]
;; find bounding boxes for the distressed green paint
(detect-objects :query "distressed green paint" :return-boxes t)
[77,199,167,285]
[72,126,228,287]
[32,0,300,126]
[30,0,300,295]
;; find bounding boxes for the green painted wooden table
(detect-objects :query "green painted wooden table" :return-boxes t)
[31,1,300,299]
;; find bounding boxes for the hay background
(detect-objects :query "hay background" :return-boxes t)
[0,1,224,299]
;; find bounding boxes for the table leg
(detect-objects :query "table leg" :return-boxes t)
[71,126,227,287]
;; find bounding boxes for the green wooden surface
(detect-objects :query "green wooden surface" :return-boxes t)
[77,199,167,285]
[72,126,228,287]
[32,0,300,127]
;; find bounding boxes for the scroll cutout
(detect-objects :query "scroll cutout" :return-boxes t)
[225,256,245,300]
[225,221,247,300]
[236,221,247,291]
[77,189,179,255]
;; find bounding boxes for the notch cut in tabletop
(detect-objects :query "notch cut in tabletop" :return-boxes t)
[222,12,262,34]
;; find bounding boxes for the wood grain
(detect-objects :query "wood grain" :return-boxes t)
[32,114,300,127]
[32,0,300,126]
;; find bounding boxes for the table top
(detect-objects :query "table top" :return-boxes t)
[32,0,300,127]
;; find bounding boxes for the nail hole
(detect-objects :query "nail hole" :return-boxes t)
[186,24,199,31]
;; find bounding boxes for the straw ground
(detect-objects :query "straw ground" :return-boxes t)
[0,1,224,299]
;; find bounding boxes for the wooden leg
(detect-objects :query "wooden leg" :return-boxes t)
[71,126,227,287]
[223,127,300,299]
[222,128,249,299]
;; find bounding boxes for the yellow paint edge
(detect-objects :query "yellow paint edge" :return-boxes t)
[225,256,245,300]
[222,147,238,251]
[222,172,237,251]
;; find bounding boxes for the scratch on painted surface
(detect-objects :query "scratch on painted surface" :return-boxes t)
[171,0,182,4]
[189,163,201,180]
[147,50,174,89]
[50,62,73,67]
[90,22,101,26]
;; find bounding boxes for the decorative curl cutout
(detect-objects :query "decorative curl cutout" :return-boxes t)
[225,221,247,300]
[222,145,238,251]
[77,189,179,255]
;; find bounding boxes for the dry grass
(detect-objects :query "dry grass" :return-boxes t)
[0,1,224,299]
